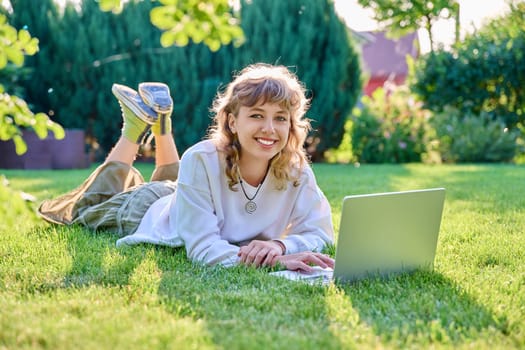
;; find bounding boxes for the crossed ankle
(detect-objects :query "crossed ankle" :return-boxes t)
[151,114,172,135]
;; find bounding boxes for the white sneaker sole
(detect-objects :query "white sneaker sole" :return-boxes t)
[112,84,157,125]
[138,82,173,114]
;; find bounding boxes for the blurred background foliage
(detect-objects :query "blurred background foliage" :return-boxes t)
[350,86,430,164]
[0,0,523,164]
[3,0,361,161]
[335,0,524,164]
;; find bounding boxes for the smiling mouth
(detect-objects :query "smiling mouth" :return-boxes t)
[256,138,277,146]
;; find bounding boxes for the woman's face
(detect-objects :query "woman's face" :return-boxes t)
[229,101,291,165]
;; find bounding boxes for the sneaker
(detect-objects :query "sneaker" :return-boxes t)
[112,83,158,125]
[138,82,173,115]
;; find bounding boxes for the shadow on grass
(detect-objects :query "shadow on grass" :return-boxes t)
[153,253,346,349]
[60,228,145,288]
[65,232,508,348]
[25,223,509,349]
[338,270,509,345]
[52,227,345,349]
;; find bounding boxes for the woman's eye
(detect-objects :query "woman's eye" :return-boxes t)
[275,116,288,122]
[250,114,263,119]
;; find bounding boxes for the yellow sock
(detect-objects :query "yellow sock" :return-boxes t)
[151,112,172,136]
[120,103,151,144]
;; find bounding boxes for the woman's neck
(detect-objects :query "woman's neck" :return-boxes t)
[238,159,270,186]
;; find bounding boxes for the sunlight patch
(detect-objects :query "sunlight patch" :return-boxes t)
[127,251,162,294]
[324,286,375,345]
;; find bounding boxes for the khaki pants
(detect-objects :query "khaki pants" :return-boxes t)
[38,161,178,237]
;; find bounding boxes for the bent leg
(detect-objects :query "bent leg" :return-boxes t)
[38,161,144,225]
[39,83,162,226]
[73,180,177,237]
[105,137,141,166]
[151,134,180,181]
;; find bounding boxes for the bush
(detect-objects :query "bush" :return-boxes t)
[410,2,525,130]
[351,86,430,163]
[427,107,521,163]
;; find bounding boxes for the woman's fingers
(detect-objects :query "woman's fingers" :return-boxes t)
[238,240,284,267]
[272,252,335,271]
[252,247,271,266]
[298,253,329,269]
[239,245,270,267]
[313,253,335,268]
[238,245,261,265]
[261,249,279,266]
[238,241,333,270]
[290,261,315,273]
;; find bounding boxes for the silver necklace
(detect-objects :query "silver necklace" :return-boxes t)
[239,179,263,214]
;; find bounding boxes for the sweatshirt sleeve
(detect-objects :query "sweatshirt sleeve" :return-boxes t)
[280,167,334,254]
[171,148,240,267]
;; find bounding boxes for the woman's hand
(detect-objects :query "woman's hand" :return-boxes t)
[238,240,285,267]
[271,252,334,273]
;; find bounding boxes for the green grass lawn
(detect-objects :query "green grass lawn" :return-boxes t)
[1,163,524,349]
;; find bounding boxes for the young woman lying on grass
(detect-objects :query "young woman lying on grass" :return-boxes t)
[38,63,335,272]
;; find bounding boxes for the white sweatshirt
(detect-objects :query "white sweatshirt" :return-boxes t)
[117,140,334,267]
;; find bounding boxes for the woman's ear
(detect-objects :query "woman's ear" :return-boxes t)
[228,113,236,134]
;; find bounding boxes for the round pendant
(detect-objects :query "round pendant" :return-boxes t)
[245,200,257,214]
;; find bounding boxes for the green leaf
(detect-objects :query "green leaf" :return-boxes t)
[173,31,190,47]
[49,122,65,140]
[13,134,27,155]
[32,123,49,139]
[17,29,31,45]
[3,25,17,42]
[0,52,7,69]
[160,31,177,47]
[150,6,179,29]
[4,46,24,66]
[98,0,122,13]
[204,38,221,52]
[149,1,244,51]
[23,38,39,56]
[189,26,206,44]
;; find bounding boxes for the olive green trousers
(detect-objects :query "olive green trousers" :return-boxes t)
[38,161,178,237]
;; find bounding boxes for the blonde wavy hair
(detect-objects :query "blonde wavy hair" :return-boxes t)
[208,63,311,190]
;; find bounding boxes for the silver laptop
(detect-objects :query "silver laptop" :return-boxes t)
[271,188,445,284]
[333,188,446,282]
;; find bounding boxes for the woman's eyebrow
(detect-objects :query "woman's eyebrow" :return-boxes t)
[250,106,289,114]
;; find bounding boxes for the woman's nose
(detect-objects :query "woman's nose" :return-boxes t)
[261,119,275,133]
